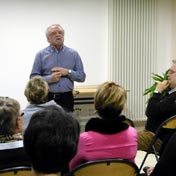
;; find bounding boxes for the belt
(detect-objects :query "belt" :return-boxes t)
[49,91,72,99]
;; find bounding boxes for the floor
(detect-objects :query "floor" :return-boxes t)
[136,150,157,174]
[135,124,156,174]
[135,124,157,174]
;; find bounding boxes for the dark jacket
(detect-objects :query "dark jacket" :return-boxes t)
[0,138,31,169]
[151,131,176,176]
[145,91,176,141]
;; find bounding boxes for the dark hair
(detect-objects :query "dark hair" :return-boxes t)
[23,106,79,174]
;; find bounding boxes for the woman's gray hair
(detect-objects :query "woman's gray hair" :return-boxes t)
[0,97,20,135]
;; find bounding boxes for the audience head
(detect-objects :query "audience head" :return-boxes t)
[167,60,176,89]
[94,82,127,119]
[24,76,49,104]
[45,24,65,48]
[0,97,22,135]
[23,106,79,175]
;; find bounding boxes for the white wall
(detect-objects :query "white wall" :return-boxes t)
[157,0,173,73]
[0,0,175,120]
[0,0,108,109]
[172,0,176,59]
[107,0,176,120]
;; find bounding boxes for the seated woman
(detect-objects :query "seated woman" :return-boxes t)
[22,76,62,132]
[69,81,138,170]
[0,97,30,169]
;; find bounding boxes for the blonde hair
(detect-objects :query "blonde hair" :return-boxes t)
[24,76,49,104]
[0,97,20,135]
[94,82,127,119]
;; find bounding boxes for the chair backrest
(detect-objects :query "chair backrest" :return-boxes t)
[123,118,135,127]
[148,114,176,155]
[160,115,176,129]
[68,158,140,176]
[139,114,176,172]
[0,166,32,176]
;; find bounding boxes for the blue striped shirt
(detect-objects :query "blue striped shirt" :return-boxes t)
[30,45,86,92]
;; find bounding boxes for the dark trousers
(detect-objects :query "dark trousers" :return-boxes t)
[48,91,74,112]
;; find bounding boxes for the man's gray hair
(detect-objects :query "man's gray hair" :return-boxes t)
[172,60,176,64]
[45,24,65,38]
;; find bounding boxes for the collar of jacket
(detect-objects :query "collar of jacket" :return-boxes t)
[85,115,129,134]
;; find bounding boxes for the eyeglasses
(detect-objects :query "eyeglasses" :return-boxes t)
[167,69,176,74]
[48,31,64,37]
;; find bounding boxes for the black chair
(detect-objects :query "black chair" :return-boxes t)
[68,158,140,176]
[123,118,135,127]
[139,115,176,172]
[0,166,31,176]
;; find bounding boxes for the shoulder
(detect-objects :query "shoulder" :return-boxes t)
[22,105,42,116]
[169,91,176,98]
[63,45,77,51]
[125,126,138,136]
[38,100,58,107]
[85,117,101,131]
[35,46,52,56]
[23,104,41,111]
[128,126,137,132]
[162,92,176,103]
[63,45,80,55]
[79,131,99,143]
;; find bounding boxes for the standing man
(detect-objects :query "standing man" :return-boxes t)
[138,60,176,152]
[30,24,86,112]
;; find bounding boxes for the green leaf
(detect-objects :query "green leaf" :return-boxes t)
[143,83,157,95]
[143,70,169,101]
[152,76,163,82]
[162,70,169,80]
[152,73,163,80]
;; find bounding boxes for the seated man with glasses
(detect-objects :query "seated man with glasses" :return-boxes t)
[138,60,176,154]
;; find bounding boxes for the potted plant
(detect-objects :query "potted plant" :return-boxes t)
[143,70,169,98]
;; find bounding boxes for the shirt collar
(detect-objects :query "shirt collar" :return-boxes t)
[49,44,65,53]
[168,88,176,94]
[0,140,23,150]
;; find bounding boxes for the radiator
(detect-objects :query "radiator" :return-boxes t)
[108,0,157,121]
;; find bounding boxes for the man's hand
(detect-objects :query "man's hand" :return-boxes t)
[52,67,69,76]
[51,69,62,82]
[156,80,169,93]
[146,167,154,176]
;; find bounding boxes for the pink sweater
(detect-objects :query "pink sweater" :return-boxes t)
[69,126,138,170]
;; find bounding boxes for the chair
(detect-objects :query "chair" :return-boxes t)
[0,166,32,176]
[68,158,140,176]
[123,118,135,127]
[139,114,176,172]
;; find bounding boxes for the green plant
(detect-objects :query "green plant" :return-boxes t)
[143,70,169,98]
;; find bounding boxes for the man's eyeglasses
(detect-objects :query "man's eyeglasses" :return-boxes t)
[167,69,176,74]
